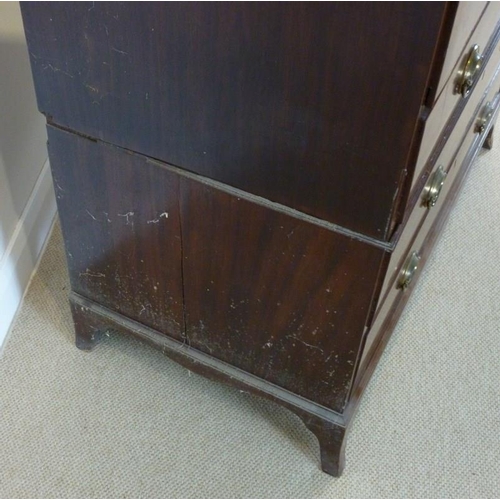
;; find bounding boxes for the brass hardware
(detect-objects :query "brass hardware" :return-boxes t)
[477,101,494,134]
[398,251,421,291]
[423,165,447,208]
[458,45,482,97]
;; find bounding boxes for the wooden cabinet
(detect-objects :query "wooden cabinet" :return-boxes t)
[22,2,500,476]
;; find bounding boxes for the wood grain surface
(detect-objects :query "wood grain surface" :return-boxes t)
[48,123,387,413]
[179,174,385,412]
[22,1,447,240]
[47,125,185,340]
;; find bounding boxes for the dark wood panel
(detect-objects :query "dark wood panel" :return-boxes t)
[47,125,185,340]
[179,176,385,413]
[22,2,447,240]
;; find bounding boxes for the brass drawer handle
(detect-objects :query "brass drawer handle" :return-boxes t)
[423,165,447,208]
[477,101,494,134]
[458,44,483,97]
[398,251,421,290]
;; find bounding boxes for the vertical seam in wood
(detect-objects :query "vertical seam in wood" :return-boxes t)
[178,177,188,342]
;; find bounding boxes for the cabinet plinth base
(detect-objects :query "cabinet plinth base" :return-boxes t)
[68,292,348,477]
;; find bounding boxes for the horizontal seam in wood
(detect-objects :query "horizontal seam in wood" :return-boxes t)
[46,122,392,251]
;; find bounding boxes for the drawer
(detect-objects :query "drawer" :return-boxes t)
[434,2,487,101]
[377,66,500,318]
[362,85,500,368]
[412,3,500,190]
[414,33,500,193]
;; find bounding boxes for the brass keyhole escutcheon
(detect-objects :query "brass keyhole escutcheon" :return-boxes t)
[398,251,421,291]
[423,165,447,208]
[458,44,482,97]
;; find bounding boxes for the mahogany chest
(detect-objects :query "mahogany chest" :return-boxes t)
[22,2,500,475]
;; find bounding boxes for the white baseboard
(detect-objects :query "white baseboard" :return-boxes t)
[0,159,57,350]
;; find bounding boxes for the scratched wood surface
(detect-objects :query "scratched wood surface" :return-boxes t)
[179,176,385,413]
[47,125,185,340]
[22,1,447,240]
[48,123,386,413]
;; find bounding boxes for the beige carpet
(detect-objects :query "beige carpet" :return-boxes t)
[1,142,500,498]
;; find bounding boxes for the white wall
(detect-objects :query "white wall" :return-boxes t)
[0,2,57,347]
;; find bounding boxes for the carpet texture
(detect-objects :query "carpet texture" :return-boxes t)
[1,140,500,498]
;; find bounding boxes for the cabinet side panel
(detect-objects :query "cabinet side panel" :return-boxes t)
[180,177,384,412]
[47,125,185,340]
[22,2,446,239]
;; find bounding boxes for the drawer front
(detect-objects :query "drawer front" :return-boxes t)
[414,31,500,192]
[381,49,500,315]
[22,2,447,240]
[434,2,487,101]
[362,84,500,368]
[377,62,500,317]
[413,2,500,190]
[47,125,186,341]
